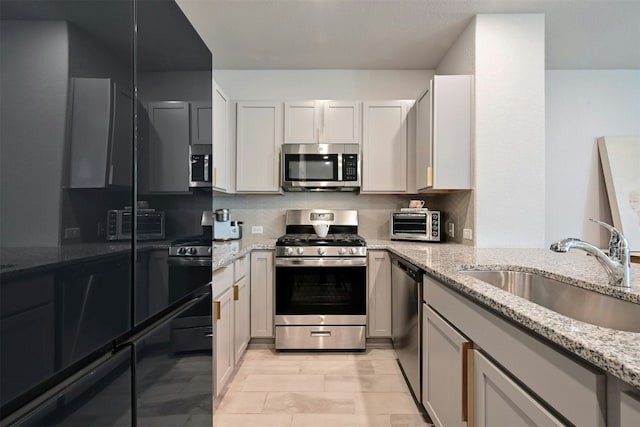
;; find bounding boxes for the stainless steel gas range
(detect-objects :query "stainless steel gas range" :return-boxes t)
[274,209,367,350]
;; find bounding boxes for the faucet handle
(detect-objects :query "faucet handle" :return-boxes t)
[589,219,625,259]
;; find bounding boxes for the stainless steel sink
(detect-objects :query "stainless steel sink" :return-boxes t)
[459,269,640,333]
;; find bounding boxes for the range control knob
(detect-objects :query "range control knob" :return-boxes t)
[296,247,304,255]
[318,247,326,255]
[349,247,358,255]
[188,247,197,255]
[338,248,347,256]
[285,247,294,256]
[177,247,187,255]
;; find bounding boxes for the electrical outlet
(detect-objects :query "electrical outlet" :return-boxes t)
[251,226,263,234]
[463,228,473,240]
[448,223,454,238]
[64,227,81,239]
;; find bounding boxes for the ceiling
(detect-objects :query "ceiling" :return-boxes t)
[176,0,640,70]
[0,0,211,71]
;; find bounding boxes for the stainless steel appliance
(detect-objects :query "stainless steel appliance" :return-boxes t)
[167,212,215,352]
[391,255,424,401]
[281,143,360,191]
[107,209,165,241]
[274,209,367,350]
[189,151,212,188]
[390,209,442,242]
[206,209,242,241]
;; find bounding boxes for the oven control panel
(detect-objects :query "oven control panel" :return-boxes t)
[276,246,367,258]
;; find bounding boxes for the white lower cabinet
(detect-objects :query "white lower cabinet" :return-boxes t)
[367,251,391,337]
[472,349,564,426]
[423,274,607,427]
[213,284,234,397]
[422,304,470,427]
[250,250,274,338]
[233,274,250,364]
[213,256,253,398]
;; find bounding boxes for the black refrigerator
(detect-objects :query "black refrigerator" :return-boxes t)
[0,0,213,425]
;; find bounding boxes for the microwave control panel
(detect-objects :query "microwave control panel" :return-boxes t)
[342,154,358,181]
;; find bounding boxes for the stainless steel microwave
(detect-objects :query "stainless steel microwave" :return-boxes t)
[390,210,442,242]
[189,153,212,188]
[107,210,165,241]
[281,143,360,191]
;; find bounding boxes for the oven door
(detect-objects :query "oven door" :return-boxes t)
[274,258,366,325]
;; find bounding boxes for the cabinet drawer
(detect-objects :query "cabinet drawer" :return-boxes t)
[213,264,234,298]
[425,276,606,426]
[234,255,249,282]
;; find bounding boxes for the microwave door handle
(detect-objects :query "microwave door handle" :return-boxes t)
[204,155,209,181]
[337,153,343,181]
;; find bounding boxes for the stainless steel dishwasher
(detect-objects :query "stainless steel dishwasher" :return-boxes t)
[391,255,423,401]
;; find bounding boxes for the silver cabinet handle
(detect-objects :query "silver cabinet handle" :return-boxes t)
[310,331,331,337]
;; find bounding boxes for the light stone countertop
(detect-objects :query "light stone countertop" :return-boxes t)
[215,238,640,389]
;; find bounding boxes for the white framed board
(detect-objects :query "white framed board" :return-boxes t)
[597,136,640,252]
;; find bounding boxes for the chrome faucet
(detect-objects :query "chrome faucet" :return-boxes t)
[550,219,631,289]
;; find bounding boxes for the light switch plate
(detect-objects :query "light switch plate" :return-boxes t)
[448,223,454,238]
[251,226,263,234]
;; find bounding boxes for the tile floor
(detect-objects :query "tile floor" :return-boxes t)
[214,348,433,427]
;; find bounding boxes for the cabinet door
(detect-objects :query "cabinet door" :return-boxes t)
[422,304,471,427]
[0,274,55,406]
[415,84,432,190]
[473,349,564,427]
[323,101,361,144]
[214,286,234,396]
[367,250,391,337]
[190,102,212,146]
[284,101,321,144]
[362,101,408,193]
[417,75,472,192]
[236,102,283,192]
[233,275,250,364]
[69,78,133,188]
[250,250,274,337]
[148,101,190,193]
[212,84,229,191]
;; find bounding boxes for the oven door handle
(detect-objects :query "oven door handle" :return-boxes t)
[275,257,367,267]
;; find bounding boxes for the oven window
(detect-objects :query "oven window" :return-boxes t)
[275,266,366,315]
[285,154,339,181]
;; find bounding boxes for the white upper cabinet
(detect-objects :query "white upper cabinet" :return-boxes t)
[284,101,361,144]
[361,101,409,193]
[236,101,283,193]
[212,83,230,192]
[284,101,322,143]
[323,101,361,144]
[416,75,472,191]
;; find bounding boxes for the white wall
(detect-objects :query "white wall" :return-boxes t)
[213,69,433,100]
[474,14,546,248]
[545,70,640,247]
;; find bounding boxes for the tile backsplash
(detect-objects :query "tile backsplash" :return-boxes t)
[212,191,474,243]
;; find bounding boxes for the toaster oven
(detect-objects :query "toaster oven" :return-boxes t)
[107,209,165,241]
[390,210,442,242]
